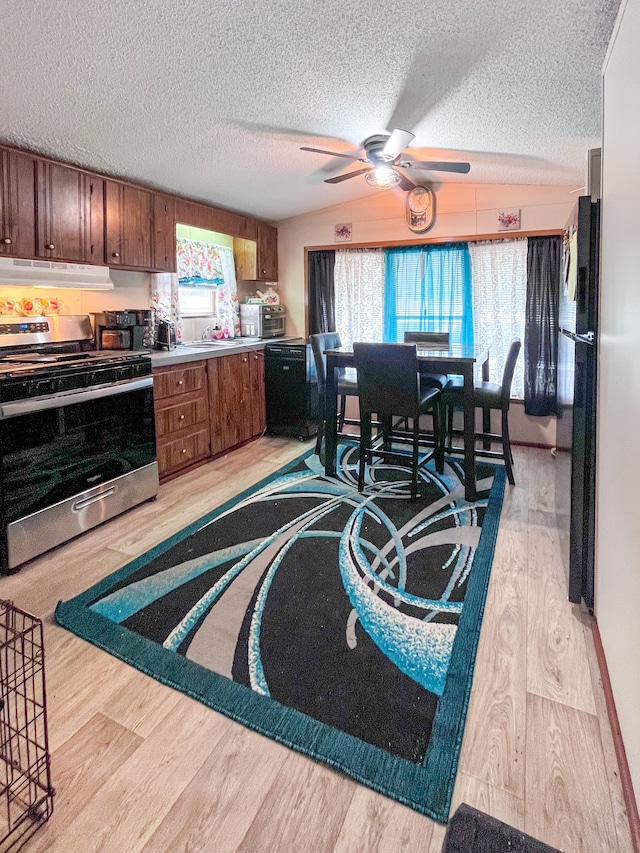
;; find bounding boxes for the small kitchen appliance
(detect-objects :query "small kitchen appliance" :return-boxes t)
[0,315,158,573]
[240,304,286,339]
[154,318,177,350]
[94,309,153,350]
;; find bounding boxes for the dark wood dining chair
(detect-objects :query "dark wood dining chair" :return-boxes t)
[440,338,522,484]
[353,342,443,501]
[310,332,359,455]
[401,331,450,435]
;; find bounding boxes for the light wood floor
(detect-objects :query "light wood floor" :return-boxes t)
[0,441,633,853]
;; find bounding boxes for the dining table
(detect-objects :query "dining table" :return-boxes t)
[323,341,490,502]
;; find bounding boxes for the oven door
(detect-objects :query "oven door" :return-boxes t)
[261,310,286,338]
[0,377,158,571]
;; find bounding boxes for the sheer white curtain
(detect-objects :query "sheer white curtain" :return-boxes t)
[334,249,385,348]
[469,238,527,398]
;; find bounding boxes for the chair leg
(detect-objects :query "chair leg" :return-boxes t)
[502,408,515,485]
[411,417,420,501]
[434,401,445,474]
[338,395,347,432]
[482,407,491,450]
[358,413,372,492]
[315,417,324,455]
[381,414,392,450]
[446,405,454,451]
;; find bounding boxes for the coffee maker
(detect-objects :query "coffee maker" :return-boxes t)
[94,310,153,350]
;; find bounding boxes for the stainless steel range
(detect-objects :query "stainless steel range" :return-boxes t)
[0,315,158,573]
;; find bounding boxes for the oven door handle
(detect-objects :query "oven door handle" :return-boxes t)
[0,376,154,419]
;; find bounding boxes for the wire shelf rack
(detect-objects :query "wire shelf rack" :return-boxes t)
[0,601,54,851]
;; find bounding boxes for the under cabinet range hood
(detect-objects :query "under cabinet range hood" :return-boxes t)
[0,257,114,290]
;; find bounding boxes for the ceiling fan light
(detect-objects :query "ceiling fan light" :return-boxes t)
[365,166,401,189]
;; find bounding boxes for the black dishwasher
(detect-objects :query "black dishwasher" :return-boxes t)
[265,339,318,440]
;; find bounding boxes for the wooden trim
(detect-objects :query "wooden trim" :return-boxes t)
[592,618,640,853]
[305,229,564,252]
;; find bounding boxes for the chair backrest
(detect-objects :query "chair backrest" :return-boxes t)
[353,342,420,418]
[403,331,450,350]
[310,332,342,395]
[501,338,522,407]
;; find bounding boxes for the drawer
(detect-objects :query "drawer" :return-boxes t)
[153,361,207,401]
[157,425,210,476]
[155,396,208,438]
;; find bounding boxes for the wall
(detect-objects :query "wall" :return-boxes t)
[598,0,640,810]
[277,182,575,448]
[0,269,150,318]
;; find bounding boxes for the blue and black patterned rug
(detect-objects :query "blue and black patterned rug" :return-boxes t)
[55,443,505,822]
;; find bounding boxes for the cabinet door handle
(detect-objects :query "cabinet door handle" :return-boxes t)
[179,414,185,420]
[182,448,187,454]
[243,357,248,362]
[111,251,120,258]
[46,243,55,250]
[177,380,183,385]
[2,237,11,245]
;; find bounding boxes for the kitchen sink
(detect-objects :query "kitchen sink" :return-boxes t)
[183,337,262,348]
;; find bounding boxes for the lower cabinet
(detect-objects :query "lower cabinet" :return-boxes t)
[153,361,210,478]
[153,352,265,479]
[208,351,265,455]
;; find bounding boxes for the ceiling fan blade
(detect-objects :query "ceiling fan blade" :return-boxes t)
[406,160,471,174]
[394,169,417,191]
[383,129,415,160]
[324,168,372,184]
[301,146,364,162]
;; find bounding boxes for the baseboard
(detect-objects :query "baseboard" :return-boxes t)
[592,618,640,852]
[511,440,555,450]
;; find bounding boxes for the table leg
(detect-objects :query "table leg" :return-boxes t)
[462,363,477,502]
[324,356,338,477]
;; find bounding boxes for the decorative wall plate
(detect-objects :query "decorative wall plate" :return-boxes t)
[406,186,436,234]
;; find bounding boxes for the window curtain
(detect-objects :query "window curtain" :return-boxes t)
[334,249,385,348]
[468,238,527,395]
[383,243,473,346]
[524,235,562,416]
[308,250,335,334]
[176,238,240,337]
[216,245,241,337]
[149,273,182,343]
[177,238,224,286]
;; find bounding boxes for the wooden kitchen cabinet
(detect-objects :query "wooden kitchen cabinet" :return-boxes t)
[153,193,176,272]
[233,223,278,282]
[153,361,210,479]
[105,180,154,270]
[0,149,35,258]
[208,351,266,455]
[36,161,104,263]
[256,222,278,281]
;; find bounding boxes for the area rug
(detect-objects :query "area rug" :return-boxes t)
[55,443,505,823]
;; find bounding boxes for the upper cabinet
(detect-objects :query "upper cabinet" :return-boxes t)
[233,223,279,282]
[0,149,36,258]
[105,181,154,270]
[153,193,176,272]
[36,161,104,264]
[0,142,269,275]
[106,182,176,272]
[256,222,278,281]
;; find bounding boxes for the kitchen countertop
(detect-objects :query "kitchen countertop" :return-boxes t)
[150,338,298,367]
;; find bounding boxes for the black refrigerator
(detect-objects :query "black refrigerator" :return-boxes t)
[555,195,600,612]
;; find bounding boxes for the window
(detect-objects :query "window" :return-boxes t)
[178,286,216,317]
[383,244,473,346]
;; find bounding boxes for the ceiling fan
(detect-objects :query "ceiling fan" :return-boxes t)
[301,129,471,191]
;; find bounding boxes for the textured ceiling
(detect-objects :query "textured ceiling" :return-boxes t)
[0,0,621,222]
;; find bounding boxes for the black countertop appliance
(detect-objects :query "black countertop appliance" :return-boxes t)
[264,339,318,440]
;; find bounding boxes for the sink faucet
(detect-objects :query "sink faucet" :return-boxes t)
[201,326,211,340]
